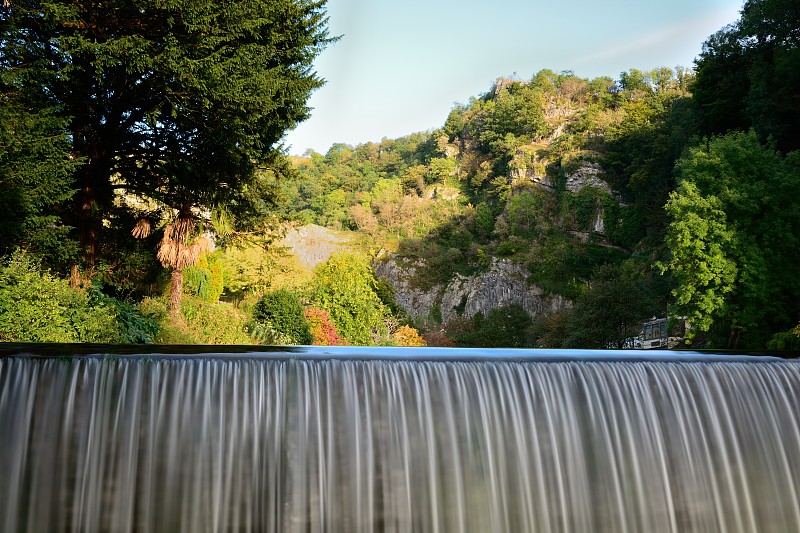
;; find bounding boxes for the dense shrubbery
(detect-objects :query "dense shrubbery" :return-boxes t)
[184,252,225,303]
[251,289,313,345]
[308,253,391,345]
[391,325,426,347]
[304,307,347,345]
[0,253,159,343]
[139,296,251,344]
[446,304,533,348]
[241,255,422,347]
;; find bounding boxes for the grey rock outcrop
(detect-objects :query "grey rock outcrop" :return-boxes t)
[564,161,612,194]
[281,224,350,270]
[376,257,569,323]
[374,258,440,319]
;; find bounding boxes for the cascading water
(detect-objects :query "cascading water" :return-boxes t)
[1,345,799,532]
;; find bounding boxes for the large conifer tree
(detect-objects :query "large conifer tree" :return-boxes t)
[1,0,334,274]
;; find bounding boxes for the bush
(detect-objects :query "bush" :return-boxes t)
[140,296,252,344]
[90,289,160,343]
[0,252,158,342]
[184,251,225,303]
[391,325,426,346]
[252,289,313,345]
[447,304,533,348]
[308,253,389,345]
[304,307,347,345]
[767,328,800,351]
[421,330,455,347]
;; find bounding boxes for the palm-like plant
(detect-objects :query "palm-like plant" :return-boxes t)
[133,209,210,316]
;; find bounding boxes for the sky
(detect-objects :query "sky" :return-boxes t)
[283,0,744,156]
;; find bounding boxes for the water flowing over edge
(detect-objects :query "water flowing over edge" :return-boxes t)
[2,345,799,532]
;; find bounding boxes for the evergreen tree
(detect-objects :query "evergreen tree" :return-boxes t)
[0,86,78,264]
[1,0,335,275]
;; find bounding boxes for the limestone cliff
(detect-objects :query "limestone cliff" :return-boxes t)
[281,224,350,270]
[376,256,569,324]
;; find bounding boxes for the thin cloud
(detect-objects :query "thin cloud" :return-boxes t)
[572,6,741,70]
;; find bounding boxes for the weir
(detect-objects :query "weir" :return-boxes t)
[1,344,799,532]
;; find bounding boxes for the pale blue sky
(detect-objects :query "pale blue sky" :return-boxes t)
[283,0,744,156]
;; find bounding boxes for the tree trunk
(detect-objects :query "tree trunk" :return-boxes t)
[170,268,183,318]
[79,182,97,268]
[69,264,81,288]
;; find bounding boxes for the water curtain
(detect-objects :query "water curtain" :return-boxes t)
[1,345,798,532]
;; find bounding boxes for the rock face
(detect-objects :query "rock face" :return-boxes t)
[564,161,612,194]
[376,257,569,323]
[374,259,440,319]
[281,224,350,270]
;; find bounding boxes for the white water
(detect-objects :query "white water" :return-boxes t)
[1,356,799,532]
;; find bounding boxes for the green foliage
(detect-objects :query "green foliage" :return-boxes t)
[693,0,800,151]
[184,252,225,303]
[472,202,495,238]
[663,131,800,347]
[447,304,533,348]
[476,81,550,150]
[140,296,252,345]
[562,187,604,232]
[0,252,157,342]
[767,328,800,351]
[0,87,79,264]
[251,289,313,345]
[525,235,582,298]
[662,180,737,334]
[563,264,657,349]
[427,157,458,182]
[308,253,390,345]
[89,289,161,344]
[506,190,546,237]
[527,309,573,348]
[602,84,695,241]
[495,237,526,257]
[2,0,335,269]
[222,240,309,299]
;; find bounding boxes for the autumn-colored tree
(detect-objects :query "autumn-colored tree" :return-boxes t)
[391,325,426,347]
[304,307,347,346]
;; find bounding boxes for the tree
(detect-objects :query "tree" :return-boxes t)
[308,253,390,345]
[448,304,533,348]
[0,85,78,264]
[1,0,335,277]
[693,0,800,151]
[131,210,211,316]
[662,131,800,347]
[252,289,313,345]
[563,264,657,349]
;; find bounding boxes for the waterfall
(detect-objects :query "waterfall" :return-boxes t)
[1,346,799,532]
